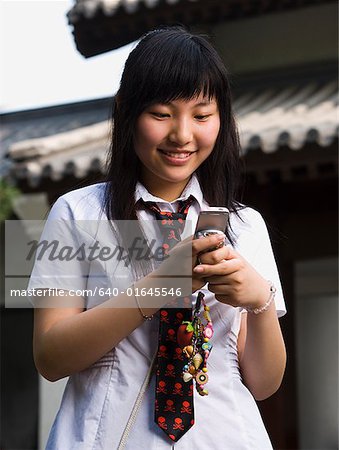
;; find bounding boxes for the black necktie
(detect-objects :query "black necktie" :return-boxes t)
[141,196,195,442]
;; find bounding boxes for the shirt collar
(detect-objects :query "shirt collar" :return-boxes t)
[135,173,204,208]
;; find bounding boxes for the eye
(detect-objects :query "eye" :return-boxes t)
[195,114,211,121]
[150,112,170,119]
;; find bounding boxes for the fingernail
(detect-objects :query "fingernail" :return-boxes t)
[193,266,204,273]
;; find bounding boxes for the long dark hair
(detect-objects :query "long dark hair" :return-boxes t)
[105,25,242,216]
[104,26,243,275]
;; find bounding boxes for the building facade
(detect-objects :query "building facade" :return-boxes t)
[2,1,338,448]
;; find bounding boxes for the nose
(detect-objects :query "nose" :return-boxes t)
[168,117,193,147]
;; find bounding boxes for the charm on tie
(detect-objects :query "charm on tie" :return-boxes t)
[177,292,213,396]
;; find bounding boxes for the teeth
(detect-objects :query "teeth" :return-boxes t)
[163,151,191,159]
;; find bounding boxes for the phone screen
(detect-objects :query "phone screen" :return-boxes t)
[195,209,229,237]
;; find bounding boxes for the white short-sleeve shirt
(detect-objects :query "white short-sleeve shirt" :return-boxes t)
[29,174,286,450]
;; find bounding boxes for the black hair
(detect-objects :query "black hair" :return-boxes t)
[103,26,243,275]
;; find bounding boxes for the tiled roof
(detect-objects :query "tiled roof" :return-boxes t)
[68,0,327,22]
[5,79,339,187]
[235,80,338,152]
[0,98,111,177]
[1,98,111,151]
[68,0,149,20]
[67,0,329,56]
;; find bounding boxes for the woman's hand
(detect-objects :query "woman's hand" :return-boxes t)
[155,233,226,295]
[191,233,226,292]
[192,242,286,402]
[193,244,270,309]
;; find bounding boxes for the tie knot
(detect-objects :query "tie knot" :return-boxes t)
[140,195,194,221]
[140,195,194,255]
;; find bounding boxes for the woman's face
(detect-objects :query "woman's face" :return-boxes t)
[134,93,220,200]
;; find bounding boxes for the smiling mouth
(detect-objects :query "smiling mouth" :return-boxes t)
[158,149,197,159]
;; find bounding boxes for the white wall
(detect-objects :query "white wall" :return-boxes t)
[295,257,338,449]
[210,3,337,73]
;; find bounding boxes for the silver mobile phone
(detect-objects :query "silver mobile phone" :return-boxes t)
[194,207,229,239]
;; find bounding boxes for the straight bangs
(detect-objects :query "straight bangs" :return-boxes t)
[138,47,220,106]
[119,30,227,114]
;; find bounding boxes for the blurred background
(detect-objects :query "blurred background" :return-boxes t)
[1,0,338,449]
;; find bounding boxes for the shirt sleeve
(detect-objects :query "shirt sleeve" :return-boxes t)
[27,196,92,305]
[233,208,287,318]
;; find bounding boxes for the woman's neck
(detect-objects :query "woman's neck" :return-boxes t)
[141,177,191,202]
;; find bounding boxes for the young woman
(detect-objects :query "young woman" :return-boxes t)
[30,27,286,449]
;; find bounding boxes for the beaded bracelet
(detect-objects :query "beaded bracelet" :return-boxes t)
[133,283,154,321]
[245,281,276,314]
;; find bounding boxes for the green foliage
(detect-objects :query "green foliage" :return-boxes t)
[0,179,20,222]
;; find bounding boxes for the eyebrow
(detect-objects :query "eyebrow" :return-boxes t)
[164,100,215,107]
[195,101,214,107]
